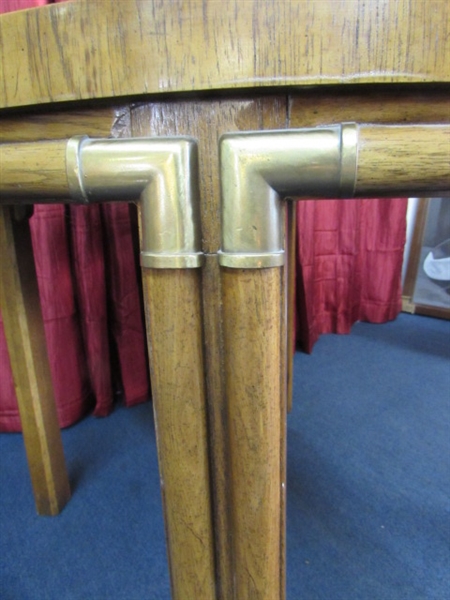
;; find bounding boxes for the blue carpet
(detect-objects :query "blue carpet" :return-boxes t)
[287,314,450,600]
[0,403,170,600]
[1,314,449,599]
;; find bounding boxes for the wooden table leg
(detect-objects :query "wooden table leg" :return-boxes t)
[286,201,297,414]
[222,266,285,600]
[0,206,70,516]
[141,267,216,599]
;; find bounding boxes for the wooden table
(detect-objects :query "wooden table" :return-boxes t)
[1,2,449,598]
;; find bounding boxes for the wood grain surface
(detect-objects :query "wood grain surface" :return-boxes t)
[141,268,216,600]
[0,206,70,515]
[132,96,287,599]
[0,140,69,200]
[0,11,448,589]
[356,125,450,196]
[288,87,450,128]
[0,107,123,142]
[0,107,126,200]
[222,267,284,600]
[286,202,297,415]
[0,0,448,110]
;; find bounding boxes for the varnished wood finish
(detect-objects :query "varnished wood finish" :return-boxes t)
[132,97,286,599]
[0,107,123,142]
[0,109,118,517]
[0,206,70,515]
[288,87,450,127]
[141,268,216,600]
[0,0,448,110]
[356,125,450,196]
[286,202,297,414]
[222,267,284,600]
[279,257,288,600]
[0,140,69,200]
[1,0,449,595]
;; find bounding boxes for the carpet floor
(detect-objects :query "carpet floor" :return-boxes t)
[1,313,449,599]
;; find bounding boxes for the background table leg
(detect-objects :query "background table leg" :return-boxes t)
[0,206,70,516]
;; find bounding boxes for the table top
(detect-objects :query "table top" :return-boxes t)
[0,0,448,111]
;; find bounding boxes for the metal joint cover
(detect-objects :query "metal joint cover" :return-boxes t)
[66,136,203,269]
[219,123,358,268]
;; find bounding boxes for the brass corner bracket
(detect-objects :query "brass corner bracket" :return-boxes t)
[218,123,358,268]
[66,136,203,269]
[1,136,203,269]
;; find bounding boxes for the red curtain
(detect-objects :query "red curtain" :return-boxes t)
[0,1,408,431]
[295,198,407,352]
[0,0,47,9]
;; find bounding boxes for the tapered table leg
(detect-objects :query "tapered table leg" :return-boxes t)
[0,206,71,516]
[222,266,285,600]
[141,267,216,599]
[286,201,297,414]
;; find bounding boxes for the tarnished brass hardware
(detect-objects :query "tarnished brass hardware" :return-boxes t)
[1,137,203,269]
[340,123,358,196]
[65,135,89,202]
[66,136,203,269]
[218,123,358,268]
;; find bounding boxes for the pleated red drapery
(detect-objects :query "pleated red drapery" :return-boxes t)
[295,198,407,352]
[0,1,408,432]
